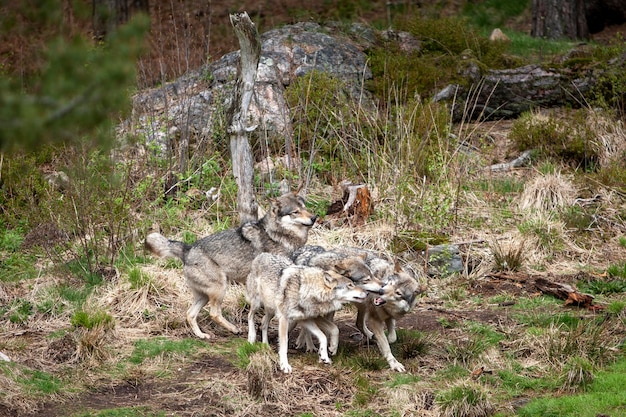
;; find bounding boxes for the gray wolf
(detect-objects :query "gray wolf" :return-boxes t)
[313,246,423,372]
[356,260,423,372]
[291,245,384,351]
[145,193,317,339]
[245,252,367,373]
[291,245,383,293]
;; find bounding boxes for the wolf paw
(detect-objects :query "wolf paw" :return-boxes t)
[389,359,406,372]
[280,362,293,374]
[319,356,333,365]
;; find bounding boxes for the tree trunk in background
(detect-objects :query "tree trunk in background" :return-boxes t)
[93,0,149,40]
[531,0,588,40]
[228,12,261,223]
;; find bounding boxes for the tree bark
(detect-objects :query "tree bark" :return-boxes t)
[531,0,588,40]
[229,12,261,223]
[92,0,149,40]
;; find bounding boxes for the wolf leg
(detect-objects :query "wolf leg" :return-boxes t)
[260,309,275,345]
[315,316,340,356]
[356,306,373,340]
[187,291,213,339]
[277,315,292,373]
[300,319,331,364]
[386,318,397,344]
[368,318,405,372]
[295,328,317,352]
[247,298,260,344]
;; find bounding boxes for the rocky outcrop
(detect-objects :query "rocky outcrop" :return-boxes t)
[125,22,375,150]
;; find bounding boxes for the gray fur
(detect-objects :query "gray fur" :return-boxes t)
[145,193,317,339]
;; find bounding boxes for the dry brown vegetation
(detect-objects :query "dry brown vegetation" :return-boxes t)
[2,2,626,417]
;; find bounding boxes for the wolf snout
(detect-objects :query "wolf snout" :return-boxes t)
[373,296,387,306]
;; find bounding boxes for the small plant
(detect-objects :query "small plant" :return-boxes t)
[562,356,594,391]
[128,337,203,365]
[8,299,34,324]
[619,236,626,248]
[607,262,626,280]
[435,381,494,417]
[445,335,488,366]
[71,310,114,330]
[353,374,378,407]
[490,238,526,272]
[396,329,430,360]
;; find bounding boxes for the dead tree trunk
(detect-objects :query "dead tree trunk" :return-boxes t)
[229,12,260,223]
[92,0,149,40]
[532,0,588,40]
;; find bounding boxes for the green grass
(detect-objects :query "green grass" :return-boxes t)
[71,407,166,417]
[0,252,39,282]
[496,369,560,397]
[462,0,530,30]
[608,262,626,279]
[517,357,626,417]
[505,30,578,60]
[128,337,205,365]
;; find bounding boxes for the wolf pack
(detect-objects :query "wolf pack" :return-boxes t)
[146,193,424,373]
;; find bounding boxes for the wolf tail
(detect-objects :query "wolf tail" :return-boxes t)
[145,232,187,261]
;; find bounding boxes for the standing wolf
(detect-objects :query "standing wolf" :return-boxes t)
[145,193,317,339]
[305,246,423,372]
[246,252,367,373]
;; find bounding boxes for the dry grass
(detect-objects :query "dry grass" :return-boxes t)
[518,170,577,213]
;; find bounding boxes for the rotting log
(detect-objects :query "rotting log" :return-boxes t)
[534,276,596,308]
[487,272,599,310]
[326,183,373,227]
[228,11,261,223]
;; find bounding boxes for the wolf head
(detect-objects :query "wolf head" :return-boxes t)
[272,193,317,228]
[323,271,368,303]
[372,263,423,317]
[332,254,383,294]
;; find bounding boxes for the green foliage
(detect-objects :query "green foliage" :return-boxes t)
[607,262,626,279]
[353,374,378,407]
[235,342,272,369]
[6,299,34,324]
[128,337,203,365]
[0,252,39,282]
[71,310,114,330]
[285,70,362,182]
[435,382,494,417]
[562,356,594,391]
[578,277,626,295]
[590,35,626,117]
[503,30,578,59]
[496,369,560,396]
[517,217,563,253]
[518,358,626,417]
[509,110,600,170]
[593,157,626,188]
[445,334,490,366]
[17,368,63,395]
[462,0,530,30]
[465,321,505,346]
[490,239,526,272]
[619,236,626,249]
[72,407,166,417]
[0,227,24,251]
[559,206,594,231]
[0,9,149,152]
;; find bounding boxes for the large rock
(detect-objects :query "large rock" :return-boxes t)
[125,22,374,150]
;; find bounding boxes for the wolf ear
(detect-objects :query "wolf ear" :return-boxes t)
[394,260,403,273]
[332,260,349,276]
[323,271,338,288]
